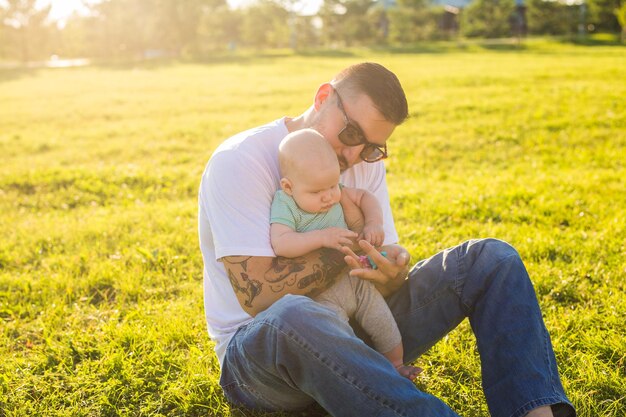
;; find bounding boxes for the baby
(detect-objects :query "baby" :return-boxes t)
[270,128,420,380]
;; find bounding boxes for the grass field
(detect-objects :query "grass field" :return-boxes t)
[1,39,625,416]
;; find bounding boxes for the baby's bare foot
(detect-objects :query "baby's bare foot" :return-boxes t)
[396,364,422,381]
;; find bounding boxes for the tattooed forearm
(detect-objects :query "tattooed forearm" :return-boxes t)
[228,269,262,307]
[264,249,346,295]
[223,249,347,315]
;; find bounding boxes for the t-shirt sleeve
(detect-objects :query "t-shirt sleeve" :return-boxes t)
[270,191,297,230]
[200,150,276,259]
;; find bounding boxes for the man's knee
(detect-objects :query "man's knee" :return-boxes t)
[461,238,530,295]
[466,238,522,267]
[458,238,536,317]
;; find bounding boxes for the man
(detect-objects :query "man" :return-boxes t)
[198,62,575,417]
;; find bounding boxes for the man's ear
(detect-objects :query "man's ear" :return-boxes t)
[314,83,333,111]
[280,178,293,195]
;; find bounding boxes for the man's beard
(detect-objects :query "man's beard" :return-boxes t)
[338,156,349,172]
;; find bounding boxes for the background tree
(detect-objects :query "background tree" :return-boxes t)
[152,0,227,57]
[318,0,344,46]
[526,0,578,35]
[240,0,290,48]
[197,4,241,52]
[319,0,379,46]
[387,0,440,43]
[615,1,626,41]
[2,0,624,61]
[289,14,321,49]
[271,0,320,49]
[55,13,98,58]
[88,0,155,58]
[0,7,7,58]
[342,0,378,46]
[462,0,516,38]
[1,0,52,61]
[586,0,621,32]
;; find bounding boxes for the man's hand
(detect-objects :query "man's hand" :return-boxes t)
[319,227,358,251]
[341,241,411,297]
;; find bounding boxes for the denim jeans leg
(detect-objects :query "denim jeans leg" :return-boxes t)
[387,238,575,417]
[221,294,460,417]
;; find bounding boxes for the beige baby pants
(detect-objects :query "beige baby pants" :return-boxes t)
[314,274,402,354]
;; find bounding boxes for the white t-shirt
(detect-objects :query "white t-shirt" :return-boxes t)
[198,117,399,368]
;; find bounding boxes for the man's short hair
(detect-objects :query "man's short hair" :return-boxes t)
[332,62,409,125]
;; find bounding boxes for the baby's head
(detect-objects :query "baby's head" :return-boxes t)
[279,129,342,213]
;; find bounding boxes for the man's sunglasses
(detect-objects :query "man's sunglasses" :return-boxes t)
[332,86,388,163]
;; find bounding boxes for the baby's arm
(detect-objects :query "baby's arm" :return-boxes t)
[271,223,357,258]
[341,187,384,247]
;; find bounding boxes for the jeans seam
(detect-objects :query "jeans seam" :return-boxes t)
[542,323,559,398]
[455,246,468,312]
[252,319,408,417]
[508,396,568,417]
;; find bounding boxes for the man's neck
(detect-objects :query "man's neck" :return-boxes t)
[285,106,315,132]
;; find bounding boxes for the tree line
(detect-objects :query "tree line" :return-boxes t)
[1,0,624,62]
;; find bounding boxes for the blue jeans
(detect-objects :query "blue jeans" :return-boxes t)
[220,239,575,417]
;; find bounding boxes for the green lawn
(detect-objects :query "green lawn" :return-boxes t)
[1,39,625,416]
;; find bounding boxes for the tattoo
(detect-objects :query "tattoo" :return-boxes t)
[265,257,306,282]
[303,249,346,296]
[297,265,324,289]
[264,257,306,292]
[320,248,346,269]
[224,250,346,307]
[223,256,252,270]
[228,269,262,308]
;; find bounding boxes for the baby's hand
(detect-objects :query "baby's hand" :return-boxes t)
[319,227,358,251]
[363,223,384,247]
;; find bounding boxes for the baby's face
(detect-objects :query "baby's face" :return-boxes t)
[288,165,341,214]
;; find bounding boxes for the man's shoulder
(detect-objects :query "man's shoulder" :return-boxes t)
[205,118,287,179]
[213,118,287,156]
